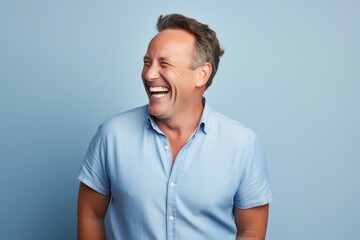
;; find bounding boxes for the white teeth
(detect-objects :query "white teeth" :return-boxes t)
[149,87,169,93]
[153,93,166,98]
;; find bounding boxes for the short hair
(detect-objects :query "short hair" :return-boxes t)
[156,13,224,89]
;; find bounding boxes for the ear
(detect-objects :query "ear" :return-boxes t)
[195,62,212,88]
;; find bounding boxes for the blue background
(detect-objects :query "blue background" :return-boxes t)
[1,0,359,239]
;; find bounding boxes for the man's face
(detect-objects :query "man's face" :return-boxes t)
[141,29,201,121]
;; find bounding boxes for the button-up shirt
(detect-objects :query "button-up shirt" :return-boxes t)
[78,100,274,239]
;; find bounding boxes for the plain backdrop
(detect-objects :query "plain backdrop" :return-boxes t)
[1,0,359,239]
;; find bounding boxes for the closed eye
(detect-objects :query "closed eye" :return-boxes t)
[160,62,172,67]
[143,60,152,67]
[143,56,152,67]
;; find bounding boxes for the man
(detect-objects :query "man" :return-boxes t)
[77,13,274,240]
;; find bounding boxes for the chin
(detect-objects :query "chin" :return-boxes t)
[148,105,163,117]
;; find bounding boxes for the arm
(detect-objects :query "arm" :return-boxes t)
[77,182,111,240]
[234,204,269,240]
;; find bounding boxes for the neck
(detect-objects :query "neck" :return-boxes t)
[155,99,204,162]
[155,98,204,139]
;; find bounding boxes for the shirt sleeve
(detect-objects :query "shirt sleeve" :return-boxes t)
[234,135,274,209]
[78,125,111,195]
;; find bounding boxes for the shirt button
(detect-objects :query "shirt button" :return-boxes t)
[164,145,170,151]
[170,182,175,187]
[169,215,175,221]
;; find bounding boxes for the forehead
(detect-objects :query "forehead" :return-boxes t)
[145,29,196,61]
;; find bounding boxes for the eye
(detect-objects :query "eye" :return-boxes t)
[143,60,152,67]
[160,62,170,67]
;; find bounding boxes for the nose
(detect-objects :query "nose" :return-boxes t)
[142,63,160,81]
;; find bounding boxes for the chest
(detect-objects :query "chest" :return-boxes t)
[107,132,242,213]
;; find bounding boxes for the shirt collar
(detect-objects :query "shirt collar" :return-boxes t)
[146,114,159,132]
[146,97,211,135]
[197,97,210,134]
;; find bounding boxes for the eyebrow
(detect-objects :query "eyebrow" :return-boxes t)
[143,56,172,62]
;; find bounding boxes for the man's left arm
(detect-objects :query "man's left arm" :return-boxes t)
[234,204,269,240]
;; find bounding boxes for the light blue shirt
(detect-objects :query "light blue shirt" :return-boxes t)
[78,101,274,239]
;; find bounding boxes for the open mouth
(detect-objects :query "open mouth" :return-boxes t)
[149,87,170,97]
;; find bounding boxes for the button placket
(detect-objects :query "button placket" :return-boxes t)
[166,177,177,239]
[165,136,193,239]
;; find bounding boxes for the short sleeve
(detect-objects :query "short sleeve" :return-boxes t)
[234,135,274,209]
[78,125,111,195]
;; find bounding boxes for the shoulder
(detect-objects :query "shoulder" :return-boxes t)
[208,110,258,144]
[97,105,148,137]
